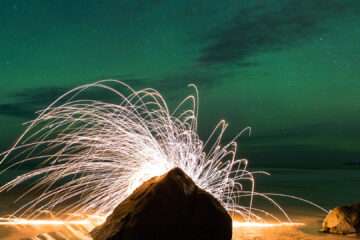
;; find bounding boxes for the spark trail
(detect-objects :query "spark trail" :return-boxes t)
[0,80,327,223]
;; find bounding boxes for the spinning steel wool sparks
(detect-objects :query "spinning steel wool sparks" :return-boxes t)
[0,80,326,223]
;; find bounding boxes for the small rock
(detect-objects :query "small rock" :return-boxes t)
[321,202,360,234]
[90,167,232,240]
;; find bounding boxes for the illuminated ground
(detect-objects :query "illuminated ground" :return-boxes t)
[233,216,358,240]
[0,214,359,240]
[0,203,341,240]
[0,168,359,239]
[0,207,359,240]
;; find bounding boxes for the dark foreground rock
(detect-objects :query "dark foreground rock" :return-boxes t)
[321,202,360,234]
[90,167,232,240]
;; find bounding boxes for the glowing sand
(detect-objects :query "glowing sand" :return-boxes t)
[0,217,303,227]
[0,215,105,226]
[232,221,304,228]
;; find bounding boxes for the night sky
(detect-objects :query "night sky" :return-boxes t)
[1,0,360,169]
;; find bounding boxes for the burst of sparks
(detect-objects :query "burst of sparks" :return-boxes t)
[0,80,327,223]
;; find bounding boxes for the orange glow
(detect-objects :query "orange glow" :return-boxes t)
[232,221,305,228]
[0,216,304,229]
[0,215,106,226]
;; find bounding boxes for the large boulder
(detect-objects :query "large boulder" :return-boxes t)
[321,202,360,234]
[90,167,232,240]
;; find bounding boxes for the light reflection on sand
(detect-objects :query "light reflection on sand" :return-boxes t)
[233,221,304,227]
[233,216,359,240]
[0,218,91,225]
[0,214,104,240]
[0,215,359,240]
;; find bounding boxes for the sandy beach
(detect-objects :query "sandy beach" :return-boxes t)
[0,168,359,239]
[233,215,359,240]
[1,213,359,240]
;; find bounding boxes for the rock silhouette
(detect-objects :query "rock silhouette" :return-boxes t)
[321,202,360,234]
[90,167,232,240]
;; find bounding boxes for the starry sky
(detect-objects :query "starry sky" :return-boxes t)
[1,0,360,168]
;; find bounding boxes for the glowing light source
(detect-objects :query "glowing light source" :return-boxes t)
[232,221,305,228]
[0,80,327,223]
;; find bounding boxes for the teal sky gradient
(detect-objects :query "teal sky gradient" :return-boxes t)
[1,0,360,168]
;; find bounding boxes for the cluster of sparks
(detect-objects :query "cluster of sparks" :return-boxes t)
[0,80,326,228]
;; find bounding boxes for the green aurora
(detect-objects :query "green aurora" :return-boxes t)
[1,0,360,169]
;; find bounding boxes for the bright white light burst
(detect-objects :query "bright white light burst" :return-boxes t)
[0,80,326,222]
